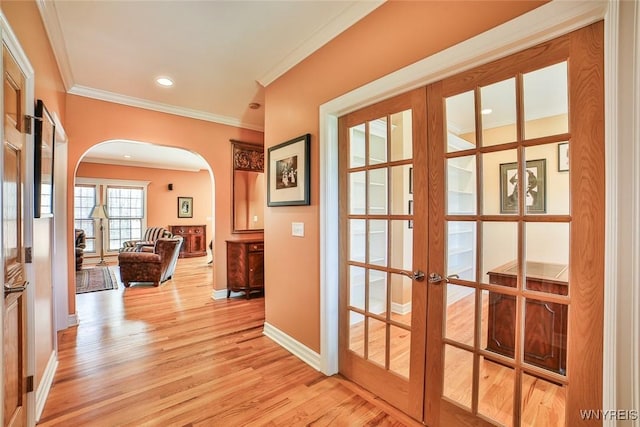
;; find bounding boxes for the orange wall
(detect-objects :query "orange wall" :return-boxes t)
[263,1,546,352]
[66,95,263,313]
[76,162,213,250]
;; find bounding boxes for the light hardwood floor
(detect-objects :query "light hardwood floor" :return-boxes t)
[38,258,420,426]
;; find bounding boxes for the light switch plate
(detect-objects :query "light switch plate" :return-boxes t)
[292,222,304,237]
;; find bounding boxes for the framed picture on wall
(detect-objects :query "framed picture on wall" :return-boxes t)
[500,159,546,214]
[177,196,193,218]
[34,99,55,218]
[558,142,569,172]
[267,134,311,206]
[408,200,413,229]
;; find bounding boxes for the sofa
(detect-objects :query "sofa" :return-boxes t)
[118,236,183,287]
[120,226,172,252]
[75,229,86,271]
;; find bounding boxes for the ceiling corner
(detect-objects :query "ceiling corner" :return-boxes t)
[257,0,385,87]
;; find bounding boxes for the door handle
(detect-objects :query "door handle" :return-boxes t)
[399,270,425,282]
[4,281,28,295]
[428,273,459,284]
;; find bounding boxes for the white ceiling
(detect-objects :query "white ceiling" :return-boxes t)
[38,0,383,170]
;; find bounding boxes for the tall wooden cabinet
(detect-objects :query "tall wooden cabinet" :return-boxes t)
[226,238,264,299]
[169,225,207,258]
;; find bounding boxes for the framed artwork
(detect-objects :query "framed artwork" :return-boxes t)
[558,142,569,172]
[409,167,413,194]
[267,134,311,206]
[408,200,414,229]
[34,99,55,218]
[500,159,546,214]
[177,196,193,218]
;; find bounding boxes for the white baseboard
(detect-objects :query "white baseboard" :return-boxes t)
[67,313,78,327]
[263,322,321,371]
[35,351,58,422]
[211,289,226,300]
[391,301,411,315]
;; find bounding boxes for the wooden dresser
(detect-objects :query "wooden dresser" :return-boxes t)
[169,225,207,258]
[226,238,264,299]
[486,260,568,374]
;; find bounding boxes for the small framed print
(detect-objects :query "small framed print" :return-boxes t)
[408,200,413,229]
[500,159,546,214]
[177,196,193,218]
[409,167,413,194]
[558,142,569,172]
[267,134,311,206]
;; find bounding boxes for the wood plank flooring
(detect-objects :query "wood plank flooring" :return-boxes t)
[38,258,420,426]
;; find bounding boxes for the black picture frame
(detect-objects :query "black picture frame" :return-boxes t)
[177,196,193,218]
[500,159,546,214]
[558,142,569,172]
[409,167,413,194]
[267,133,311,206]
[34,99,55,218]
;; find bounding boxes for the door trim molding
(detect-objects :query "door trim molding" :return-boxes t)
[319,0,632,419]
[605,0,640,423]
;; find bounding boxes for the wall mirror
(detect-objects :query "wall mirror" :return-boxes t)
[232,140,265,233]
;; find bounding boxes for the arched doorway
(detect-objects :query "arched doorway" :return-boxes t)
[71,139,215,305]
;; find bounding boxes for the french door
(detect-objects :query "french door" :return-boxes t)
[338,88,428,419]
[339,22,604,426]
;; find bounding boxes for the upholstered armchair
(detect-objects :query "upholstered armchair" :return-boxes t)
[75,229,86,271]
[120,226,172,252]
[118,236,183,287]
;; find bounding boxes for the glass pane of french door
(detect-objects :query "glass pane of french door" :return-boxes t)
[346,111,413,376]
[340,89,427,420]
[438,57,573,426]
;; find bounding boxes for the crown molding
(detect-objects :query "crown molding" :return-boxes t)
[257,0,384,87]
[36,0,74,91]
[68,85,264,132]
[37,0,264,132]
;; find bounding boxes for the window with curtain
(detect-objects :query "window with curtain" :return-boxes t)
[106,186,144,251]
[74,185,97,252]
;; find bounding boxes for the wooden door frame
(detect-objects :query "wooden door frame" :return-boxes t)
[1,13,37,427]
[319,0,638,421]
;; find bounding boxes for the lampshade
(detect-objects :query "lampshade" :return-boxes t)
[90,204,109,220]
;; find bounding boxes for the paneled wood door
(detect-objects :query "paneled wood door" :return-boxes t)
[339,22,604,426]
[3,44,29,427]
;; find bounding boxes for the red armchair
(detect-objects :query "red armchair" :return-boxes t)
[118,237,183,287]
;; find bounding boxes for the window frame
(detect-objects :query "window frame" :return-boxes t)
[75,178,150,254]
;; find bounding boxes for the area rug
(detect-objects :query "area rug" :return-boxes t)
[76,267,118,294]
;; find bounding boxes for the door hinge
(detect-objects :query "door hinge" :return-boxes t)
[26,375,34,393]
[25,247,32,264]
[24,115,34,135]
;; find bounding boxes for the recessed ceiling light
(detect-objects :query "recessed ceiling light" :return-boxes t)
[123,155,131,159]
[249,102,261,110]
[481,108,493,115]
[156,77,174,87]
